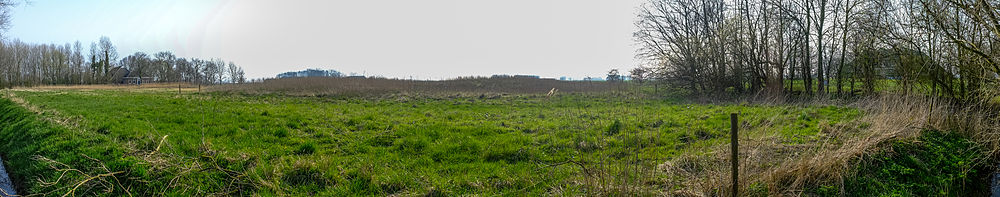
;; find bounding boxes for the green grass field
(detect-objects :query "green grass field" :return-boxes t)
[1,89,863,195]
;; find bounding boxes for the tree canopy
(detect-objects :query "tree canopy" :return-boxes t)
[636,0,1000,100]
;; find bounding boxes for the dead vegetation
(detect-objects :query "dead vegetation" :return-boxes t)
[11,83,201,92]
[654,94,1000,196]
[207,77,624,97]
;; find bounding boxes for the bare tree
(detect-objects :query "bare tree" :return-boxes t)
[0,0,16,35]
[97,36,117,82]
[154,52,176,82]
[227,62,246,83]
[629,67,649,84]
[607,69,623,82]
[636,0,730,93]
[71,41,85,83]
[636,0,999,100]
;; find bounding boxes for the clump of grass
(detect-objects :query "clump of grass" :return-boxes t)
[286,121,300,129]
[96,124,111,134]
[295,142,317,155]
[283,162,331,187]
[274,129,289,138]
[365,134,396,147]
[424,187,448,197]
[606,120,622,135]
[393,137,428,155]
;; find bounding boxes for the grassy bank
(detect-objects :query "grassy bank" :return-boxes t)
[0,89,860,195]
[0,96,141,196]
[842,131,992,196]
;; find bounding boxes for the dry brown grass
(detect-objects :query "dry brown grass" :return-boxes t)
[758,95,946,195]
[656,93,1000,196]
[207,77,625,97]
[11,82,202,92]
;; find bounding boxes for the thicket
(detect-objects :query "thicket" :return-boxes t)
[635,0,1000,101]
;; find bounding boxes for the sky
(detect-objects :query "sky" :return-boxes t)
[8,0,644,80]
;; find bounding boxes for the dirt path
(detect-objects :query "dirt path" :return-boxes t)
[0,155,16,196]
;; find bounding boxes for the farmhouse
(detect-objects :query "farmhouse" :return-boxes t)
[107,66,155,85]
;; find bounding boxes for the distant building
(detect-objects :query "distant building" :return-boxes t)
[107,66,156,84]
[108,66,130,84]
[583,77,606,82]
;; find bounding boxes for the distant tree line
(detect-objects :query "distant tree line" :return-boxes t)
[490,74,541,79]
[276,69,343,78]
[636,0,1000,100]
[0,2,245,88]
[0,36,247,88]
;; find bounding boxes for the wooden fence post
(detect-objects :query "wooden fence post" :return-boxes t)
[731,113,739,197]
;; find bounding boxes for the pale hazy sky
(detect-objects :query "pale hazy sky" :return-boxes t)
[9,0,643,79]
